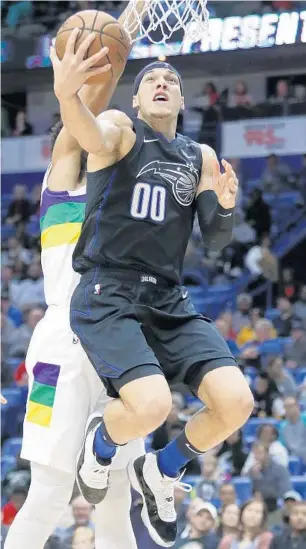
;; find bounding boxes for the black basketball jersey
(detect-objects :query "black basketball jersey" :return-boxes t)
[73,117,203,284]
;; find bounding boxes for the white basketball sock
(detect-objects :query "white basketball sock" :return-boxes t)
[4,462,74,549]
[95,469,137,549]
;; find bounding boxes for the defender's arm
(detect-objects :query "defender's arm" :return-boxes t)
[50,1,149,183]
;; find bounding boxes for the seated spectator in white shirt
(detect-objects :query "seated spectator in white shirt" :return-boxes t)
[242,423,289,473]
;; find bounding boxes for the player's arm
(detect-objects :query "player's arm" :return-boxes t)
[195,145,238,251]
[50,31,134,159]
[52,1,147,160]
[50,1,148,187]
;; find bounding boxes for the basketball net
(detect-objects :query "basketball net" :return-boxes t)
[122,0,209,51]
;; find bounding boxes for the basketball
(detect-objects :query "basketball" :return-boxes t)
[55,10,131,85]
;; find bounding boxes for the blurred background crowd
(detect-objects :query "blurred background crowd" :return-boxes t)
[1,1,306,549]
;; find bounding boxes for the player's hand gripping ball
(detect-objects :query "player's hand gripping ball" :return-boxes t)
[54,10,131,85]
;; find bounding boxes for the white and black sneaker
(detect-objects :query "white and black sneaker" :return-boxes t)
[76,413,115,505]
[128,453,191,547]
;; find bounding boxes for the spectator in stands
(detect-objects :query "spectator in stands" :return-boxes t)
[176,499,219,549]
[174,486,188,536]
[1,264,14,293]
[5,0,33,30]
[262,154,293,193]
[52,496,94,547]
[252,373,279,418]
[72,526,94,549]
[14,359,28,387]
[279,396,306,463]
[218,499,273,549]
[5,184,31,230]
[8,306,44,358]
[217,431,247,477]
[232,211,256,247]
[1,309,16,369]
[2,284,23,329]
[247,442,291,512]
[2,455,31,498]
[270,501,306,549]
[270,79,291,102]
[245,235,279,285]
[267,356,298,398]
[48,112,61,133]
[1,522,9,547]
[10,263,45,309]
[273,296,295,336]
[245,189,271,241]
[280,267,298,301]
[232,293,253,334]
[271,490,303,535]
[1,488,27,527]
[293,285,306,324]
[228,80,253,107]
[215,318,240,358]
[236,308,262,348]
[203,82,220,107]
[239,318,278,366]
[196,454,225,501]
[217,503,240,541]
[2,235,32,267]
[285,319,306,368]
[242,423,288,473]
[12,109,33,136]
[219,483,238,507]
[229,212,256,273]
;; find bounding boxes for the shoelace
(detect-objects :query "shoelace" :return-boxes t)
[158,470,192,520]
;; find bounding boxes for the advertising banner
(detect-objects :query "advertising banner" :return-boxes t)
[221,116,306,158]
[1,10,305,70]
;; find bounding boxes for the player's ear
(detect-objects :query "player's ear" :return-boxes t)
[133,95,139,109]
[180,96,185,111]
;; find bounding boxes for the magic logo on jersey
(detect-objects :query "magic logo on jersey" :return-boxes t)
[137,160,199,207]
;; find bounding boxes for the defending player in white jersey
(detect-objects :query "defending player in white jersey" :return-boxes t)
[4,5,149,549]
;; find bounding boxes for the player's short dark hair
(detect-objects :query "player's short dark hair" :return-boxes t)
[50,119,87,183]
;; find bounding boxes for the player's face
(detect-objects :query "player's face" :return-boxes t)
[133,68,184,120]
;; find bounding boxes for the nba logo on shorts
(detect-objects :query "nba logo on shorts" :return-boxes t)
[94,284,101,295]
[73,334,79,344]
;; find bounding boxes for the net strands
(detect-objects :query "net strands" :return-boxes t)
[123,0,209,47]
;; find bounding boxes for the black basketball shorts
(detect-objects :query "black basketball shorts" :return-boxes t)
[70,267,237,398]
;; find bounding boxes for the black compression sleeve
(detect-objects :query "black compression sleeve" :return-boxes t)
[196,190,235,251]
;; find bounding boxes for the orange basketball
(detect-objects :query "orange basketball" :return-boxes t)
[55,10,131,85]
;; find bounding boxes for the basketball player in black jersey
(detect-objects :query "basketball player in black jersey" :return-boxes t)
[50,45,254,547]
